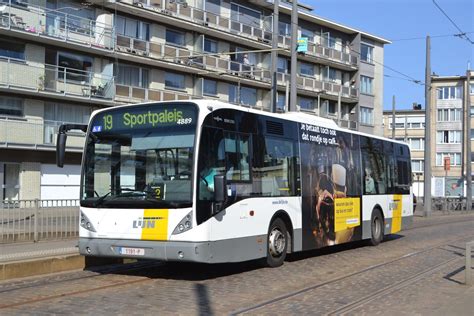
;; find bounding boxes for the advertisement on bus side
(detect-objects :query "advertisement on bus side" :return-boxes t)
[299,123,363,250]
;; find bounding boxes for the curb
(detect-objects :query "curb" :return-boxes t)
[0,254,85,281]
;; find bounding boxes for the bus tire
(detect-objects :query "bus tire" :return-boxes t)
[368,209,384,246]
[265,218,288,267]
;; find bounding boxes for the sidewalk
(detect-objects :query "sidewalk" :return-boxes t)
[0,239,82,281]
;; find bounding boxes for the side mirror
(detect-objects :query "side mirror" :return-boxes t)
[214,175,226,203]
[56,132,67,168]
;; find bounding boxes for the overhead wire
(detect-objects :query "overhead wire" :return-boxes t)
[432,0,474,44]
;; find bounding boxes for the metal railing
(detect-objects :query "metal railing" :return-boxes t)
[0,199,79,243]
[431,197,471,212]
[0,117,86,150]
[0,1,115,50]
[0,56,115,100]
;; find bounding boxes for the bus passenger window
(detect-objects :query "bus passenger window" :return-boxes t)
[224,132,251,182]
[253,137,295,197]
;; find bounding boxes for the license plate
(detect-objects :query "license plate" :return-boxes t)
[118,247,145,256]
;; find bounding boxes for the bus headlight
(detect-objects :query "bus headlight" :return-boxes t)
[80,211,96,232]
[172,211,193,235]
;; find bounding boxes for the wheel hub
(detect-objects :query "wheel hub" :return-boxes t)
[269,228,286,257]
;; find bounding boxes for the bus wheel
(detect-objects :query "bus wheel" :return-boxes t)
[266,218,287,267]
[369,209,384,246]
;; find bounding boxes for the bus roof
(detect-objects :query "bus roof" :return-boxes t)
[92,100,408,147]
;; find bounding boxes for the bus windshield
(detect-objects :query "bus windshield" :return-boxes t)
[81,103,197,208]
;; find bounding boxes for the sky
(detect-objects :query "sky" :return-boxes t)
[308,0,473,110]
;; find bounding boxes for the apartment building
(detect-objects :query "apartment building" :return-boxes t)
[0,0,389,202]
[383,70,474,198]
[383,108,425,197]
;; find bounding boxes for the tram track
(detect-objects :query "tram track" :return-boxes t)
[0,218,472,312]
[231,233,474,315]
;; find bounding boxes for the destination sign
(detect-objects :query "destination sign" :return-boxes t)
[90,104,197,132]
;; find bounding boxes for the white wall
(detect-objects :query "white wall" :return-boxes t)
[40,164,81,200]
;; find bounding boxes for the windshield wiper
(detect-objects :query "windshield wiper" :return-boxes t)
[93,191,111,207]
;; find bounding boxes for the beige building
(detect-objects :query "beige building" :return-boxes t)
[383,70,474,198]
[383,108,425,197]
[0,0,388,202]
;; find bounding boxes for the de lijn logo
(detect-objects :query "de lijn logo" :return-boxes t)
[133,216,164,229]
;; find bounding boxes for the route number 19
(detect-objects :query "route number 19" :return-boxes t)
[103,115,113,130]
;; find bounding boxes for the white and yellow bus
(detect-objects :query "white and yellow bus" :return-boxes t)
[57,100,413,267]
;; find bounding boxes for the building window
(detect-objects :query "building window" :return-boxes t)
[116,16,150,40]
[299,62,314,77]
[322,66,337,82]
[408,138,424,150]
[360,76,373,95]
[165,72,185,90]
[299,97,313,110]
[231,3,261,26]
[436,153,461,166]
[436,130,461,144]
[470,83,474,95]
[437,86,462,99]
[437,108,462,122]
[412,160,424,173]
[204,38,218,53]
[360,107,374,125]
[322,32,336,48]
[240,86,257,106]
[228,85,257,106]
[361,43,373,63]
[205,0,221,15]
[0,40,25,60]
[278,22,290,36]
[300,27,314,42]
[166,29,185,46]
[116,64,149,88]
[44,103,90,124]
[57,52,93,83]
[277,93,285,111]
[277,57,288,73]
[203,79,217,96]
[0,97,23,116]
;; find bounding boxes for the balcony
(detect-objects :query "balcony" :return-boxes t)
[0,56,115,101]
[115,85,203,103]
[277,72,358,101]
[115,36,272,83]
[278,36,358,69]
[0,117,85,151]
[119,0,273,44]
[0,2,115,50]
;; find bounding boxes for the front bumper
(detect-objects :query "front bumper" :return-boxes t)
[79,237,213,263]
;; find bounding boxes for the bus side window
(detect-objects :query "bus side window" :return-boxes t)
[361,137,387,195]
[224,132,251,182]
[253,136,295,197]
[394,144,411,194]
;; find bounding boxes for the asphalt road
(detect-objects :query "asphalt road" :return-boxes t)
[0,213,473,315]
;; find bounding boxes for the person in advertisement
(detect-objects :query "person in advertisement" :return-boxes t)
[309,132,360,248]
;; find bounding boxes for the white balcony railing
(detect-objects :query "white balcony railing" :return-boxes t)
[115,84,203,103]
[0,1,115,49]
[277,72,358,99]
[0,56,115,100]
[0,117,85,149]
[125,0,273,44]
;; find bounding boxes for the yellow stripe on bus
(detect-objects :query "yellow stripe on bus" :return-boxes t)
[391,195,402,234]
[141,209,168,241]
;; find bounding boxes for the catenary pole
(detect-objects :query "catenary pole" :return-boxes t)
[289,0,298,112]
[467,67,472,210]
[423,36,432,217]
[270,0,279,113]
[392,95,396,139]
